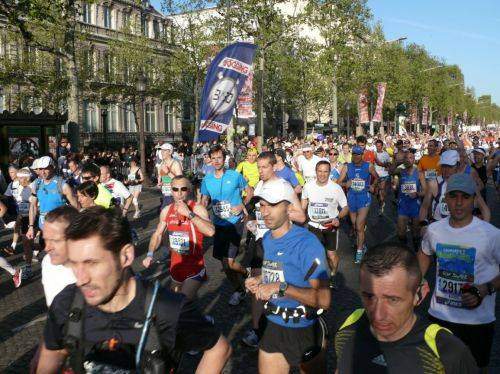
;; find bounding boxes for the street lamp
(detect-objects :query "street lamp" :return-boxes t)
[136,72,150,185]
[345,101,351,138]
[100,98,109,149]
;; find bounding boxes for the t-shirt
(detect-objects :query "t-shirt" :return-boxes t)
[5,181,31,216]
[43,281,220,372]
[102,178,131,203]
[418,155,441,180]
[297,154,321,183]
[338,152,352,164]
[262,225,328,328]
[236,161,259,188]
[275,165,299,187]
[94,184,113,208]
[335,311,477,374]
[363,150,376,164]
[422,217,500,324]
[375,151,391,177]
[41,254,76,307]
[200,169,247,226]
[302,180,347,228]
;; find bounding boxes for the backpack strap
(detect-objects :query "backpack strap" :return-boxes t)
[63,289,86,374]
[424,323,452,359]
[339,308,365,330]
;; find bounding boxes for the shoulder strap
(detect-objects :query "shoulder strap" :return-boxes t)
[339,308,365,330]
[63,289,86,374]
[424,323,452,358]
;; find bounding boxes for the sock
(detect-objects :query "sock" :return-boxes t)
[11,242,17,249]
[0,257,16,276]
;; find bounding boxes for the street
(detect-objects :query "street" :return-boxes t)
[0,186,499,373]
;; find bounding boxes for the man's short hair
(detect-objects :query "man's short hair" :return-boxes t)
[258,151,277,165]
[81,162,101,177]
[208,144,226,158]
[316,160,331,171]
[171,175,192,190]
[76,181,99,199]
[360,242,422,292]
[45,205,79,227]
[65,206,132,255]
[375,139,384,145]
[356,135,367,144]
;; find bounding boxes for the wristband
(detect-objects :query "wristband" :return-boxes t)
[146,251,154,258]
[486,282,496,295]
[188,212,196,220]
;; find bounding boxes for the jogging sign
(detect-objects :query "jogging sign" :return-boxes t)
[199,42,258,142]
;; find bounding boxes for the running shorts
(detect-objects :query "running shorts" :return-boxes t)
[397,198,420,218]
[347,191,371,213]
[308,225,338,251]
[213,221,244,261]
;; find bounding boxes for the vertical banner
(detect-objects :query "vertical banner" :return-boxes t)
[421,97,429,126]
[410,104,418,125]
[199,42,258,142]
[358,88,370,124]
[372,82,386,123]
[447,111,453,126]
[236,72,255,119]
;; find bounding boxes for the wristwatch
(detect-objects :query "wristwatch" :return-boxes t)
[486,282,496,295]
[188,212,196,220]
[278,282,288,297]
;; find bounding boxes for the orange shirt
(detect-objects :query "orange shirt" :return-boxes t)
[363,150,376,163]
[418,154,441,179]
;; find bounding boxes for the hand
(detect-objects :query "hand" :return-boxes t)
[256,282,280,301]
[142,256,153,268]
[26,227,35,240]
[369,185,376,194]
[175,200,191,218]
[245,276,261,294]
[66,142,71,150]
[122,209,128,217]
[331,218,340,227]
[230,205,242,216]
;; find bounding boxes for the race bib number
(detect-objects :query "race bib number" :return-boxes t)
[351,178,366,192]
[161,184,172,196]
[436,243,476,308]
[169,231,190,255]
[39,213,46,228]
[255,210,267,231]
[310,202,329,221]
[425,169,437,179]
[304,175,316,183]
[401,183,417,194]
[262,260,285,284]
[213,201,231,219]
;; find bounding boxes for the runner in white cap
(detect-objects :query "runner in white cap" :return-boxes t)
[157,142,182,209]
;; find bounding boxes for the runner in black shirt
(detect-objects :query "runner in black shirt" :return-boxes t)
[335,243,477,374]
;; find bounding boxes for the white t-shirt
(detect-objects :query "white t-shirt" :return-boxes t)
[302,180,347,229]
[422,217,500,324]
[375,151,391,177]
[297,154,321,183]
[252,180,269,240]
[41,254,76,307]
[102,178,131,203]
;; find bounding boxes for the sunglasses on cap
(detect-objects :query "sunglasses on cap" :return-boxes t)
[172,186,188,192]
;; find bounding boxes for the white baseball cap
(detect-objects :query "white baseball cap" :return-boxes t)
[439,150,459,166]
[160,143,173,151]
[302,143,313,151]
[37,156,54,168]
[255,178,296,205]
[30,158,40,169]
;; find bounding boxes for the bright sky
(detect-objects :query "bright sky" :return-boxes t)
[152,0,500,105]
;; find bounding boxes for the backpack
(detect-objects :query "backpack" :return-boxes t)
[34,176,64,197]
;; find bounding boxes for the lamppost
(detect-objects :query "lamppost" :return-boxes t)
[136,73,150,185]
[345,101,351,138]
[100,99,109,149]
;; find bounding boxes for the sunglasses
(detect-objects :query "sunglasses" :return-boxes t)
[172,186,188,192]
[82,176,93,181]
[329,153,338,156]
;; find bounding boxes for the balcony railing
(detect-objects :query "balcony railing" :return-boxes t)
[79,131,183,150]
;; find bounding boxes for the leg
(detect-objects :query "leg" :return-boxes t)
[0,256,15,276]
[258,350,290,374]
[397,216,409,244]
[355,207,369,251]
[180,278,203,300]
[326,251,339,275]
[299,348,326,374]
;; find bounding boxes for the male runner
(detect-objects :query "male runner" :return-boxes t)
[418,173,500,371]
[144,176,214,300]
[37,207,231,373]
[336,243,477,373]
[246,178,330,373]
[338,146,378,264]
[99,164,133,216]
[302,161,348,289]
[296,143,321,183]
[418,139,441,193]
[374,139,391,216]
[157,142,183,209]
[201,144,253,306]
[80,163,113,208]
[274,148,301,193]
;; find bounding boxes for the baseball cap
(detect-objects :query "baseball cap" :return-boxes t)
[439,150,459,166]
[472,148,486,156]
[446,173,476,195]
[37,156,54,169]
[30,158,40,169]
[160,143,173,151]
[352,145,364,155]
[255,178,295,205]
[302,143,313,151]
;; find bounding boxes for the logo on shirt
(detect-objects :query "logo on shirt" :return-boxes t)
[277,251,284,256]
[134,322,144,329]
[371,354,387,367]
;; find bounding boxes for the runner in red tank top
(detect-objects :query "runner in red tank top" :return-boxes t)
[144,176,215,299]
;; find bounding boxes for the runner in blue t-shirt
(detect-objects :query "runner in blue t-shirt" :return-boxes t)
[245,178,330,372]
[201,145,253,306]
[274,149,301,193]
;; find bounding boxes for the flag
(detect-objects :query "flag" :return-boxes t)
[198,42,257,142]
[372,82,386,123]
[422,97,429,126]
[358,88,370,124]
[236,72,255,119]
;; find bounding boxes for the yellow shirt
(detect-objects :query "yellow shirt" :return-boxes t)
[236,161,259,188]
[338,152,352,164]
[95,184,113,208]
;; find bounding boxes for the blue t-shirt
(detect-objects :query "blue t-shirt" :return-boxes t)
[201,169,247,226]
[262,224,328,328]
[275,166,299,187]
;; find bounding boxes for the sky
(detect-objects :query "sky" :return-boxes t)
[151,0,499,104]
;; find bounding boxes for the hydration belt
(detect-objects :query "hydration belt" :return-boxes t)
[264,301,324,324]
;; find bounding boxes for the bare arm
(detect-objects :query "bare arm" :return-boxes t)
[0,200,6,218]
[63,184,78,209]
[257,279,331,310]
[417,249,433,278]
[36,343,68,374]
[201,194,210,208]
[27,192,38,240]
[475,193,491,222]
[192,204,215,237]
[419,182,437,222]
[173,160,183,176]
[301,198,309,213]
[143,207,169,268]
[243,186,254,205]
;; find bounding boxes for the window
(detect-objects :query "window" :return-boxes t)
[103,6,112,28]
[82,3,91,23]
[0,94,4,112]
[83,101,99,132]
[141,14,149,37]
[153,20,160,39]
[164,102,175,132]
[123,103,136,132]
[108,103,119,131]
[122,12,130,29]
[145,103,156,132]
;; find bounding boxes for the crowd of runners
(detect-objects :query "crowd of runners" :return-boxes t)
[0,127,499,373]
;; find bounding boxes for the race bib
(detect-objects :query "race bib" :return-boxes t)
[401,183,417,194]
[213,201,231,219]
[262,260,285,285]
[304,175,316,183]
[439,202,449,216]
[310,202,329,221]
[161,184,172,195]
[436,243,476,308]
[255,210,267,231]
[169,231,190,255]
[425,169,437,179]
[39,213,46,228]
[351,178,366,192]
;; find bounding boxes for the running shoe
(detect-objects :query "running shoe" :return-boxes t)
[329,275,338,290]
[241,329,259,348]
[228,291,245,306]
[22,266,32,280]
[13,268,22,288]
[133,211,140,220]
